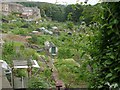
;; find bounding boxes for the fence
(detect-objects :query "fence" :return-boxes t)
[14,76,28,89]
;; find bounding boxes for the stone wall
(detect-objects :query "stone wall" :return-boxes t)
[1,2,41,20]
[1,2,9,16]
[8,3,24,13]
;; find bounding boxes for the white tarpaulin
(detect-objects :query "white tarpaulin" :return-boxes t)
[0,60,10,70]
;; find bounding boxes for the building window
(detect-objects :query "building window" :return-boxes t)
[5,5,8,11]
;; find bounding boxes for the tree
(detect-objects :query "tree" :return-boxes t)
[66,21,74,30]
[90,2,120,88]
[65,4,83,22]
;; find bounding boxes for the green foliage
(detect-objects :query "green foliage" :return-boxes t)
[2,2,120,89]
[14,69,27,77]
[65,3,102,25]
[43,68,52,77]
[2,41,15,65]
[2,41,37,65]
[28,68,55,88]
[12,28,28,35]
[18,2,102,25]
[92,2,120,88]
[2,17,32,34]
[55,59,85,88]
[45,5,65,22]
[28,77,50,88]
[65,4,83,22]
[58,48,73,59]
[66,21,74,30]
[28,35,38,44]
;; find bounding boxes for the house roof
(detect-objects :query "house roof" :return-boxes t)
[13,60,40,69]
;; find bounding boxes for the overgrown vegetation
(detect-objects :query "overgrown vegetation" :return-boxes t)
[1,1,120,89]
[91,2,120,88]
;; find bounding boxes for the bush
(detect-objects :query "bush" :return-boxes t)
[12,28,28,35]
[58,48,72,59]
[66,21,74,30]
[14,69,27,77]
[28,77,49,88]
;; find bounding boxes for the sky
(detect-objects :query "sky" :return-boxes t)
[28,0,99,5]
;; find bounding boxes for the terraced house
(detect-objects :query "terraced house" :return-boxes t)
[1,2,41,20]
